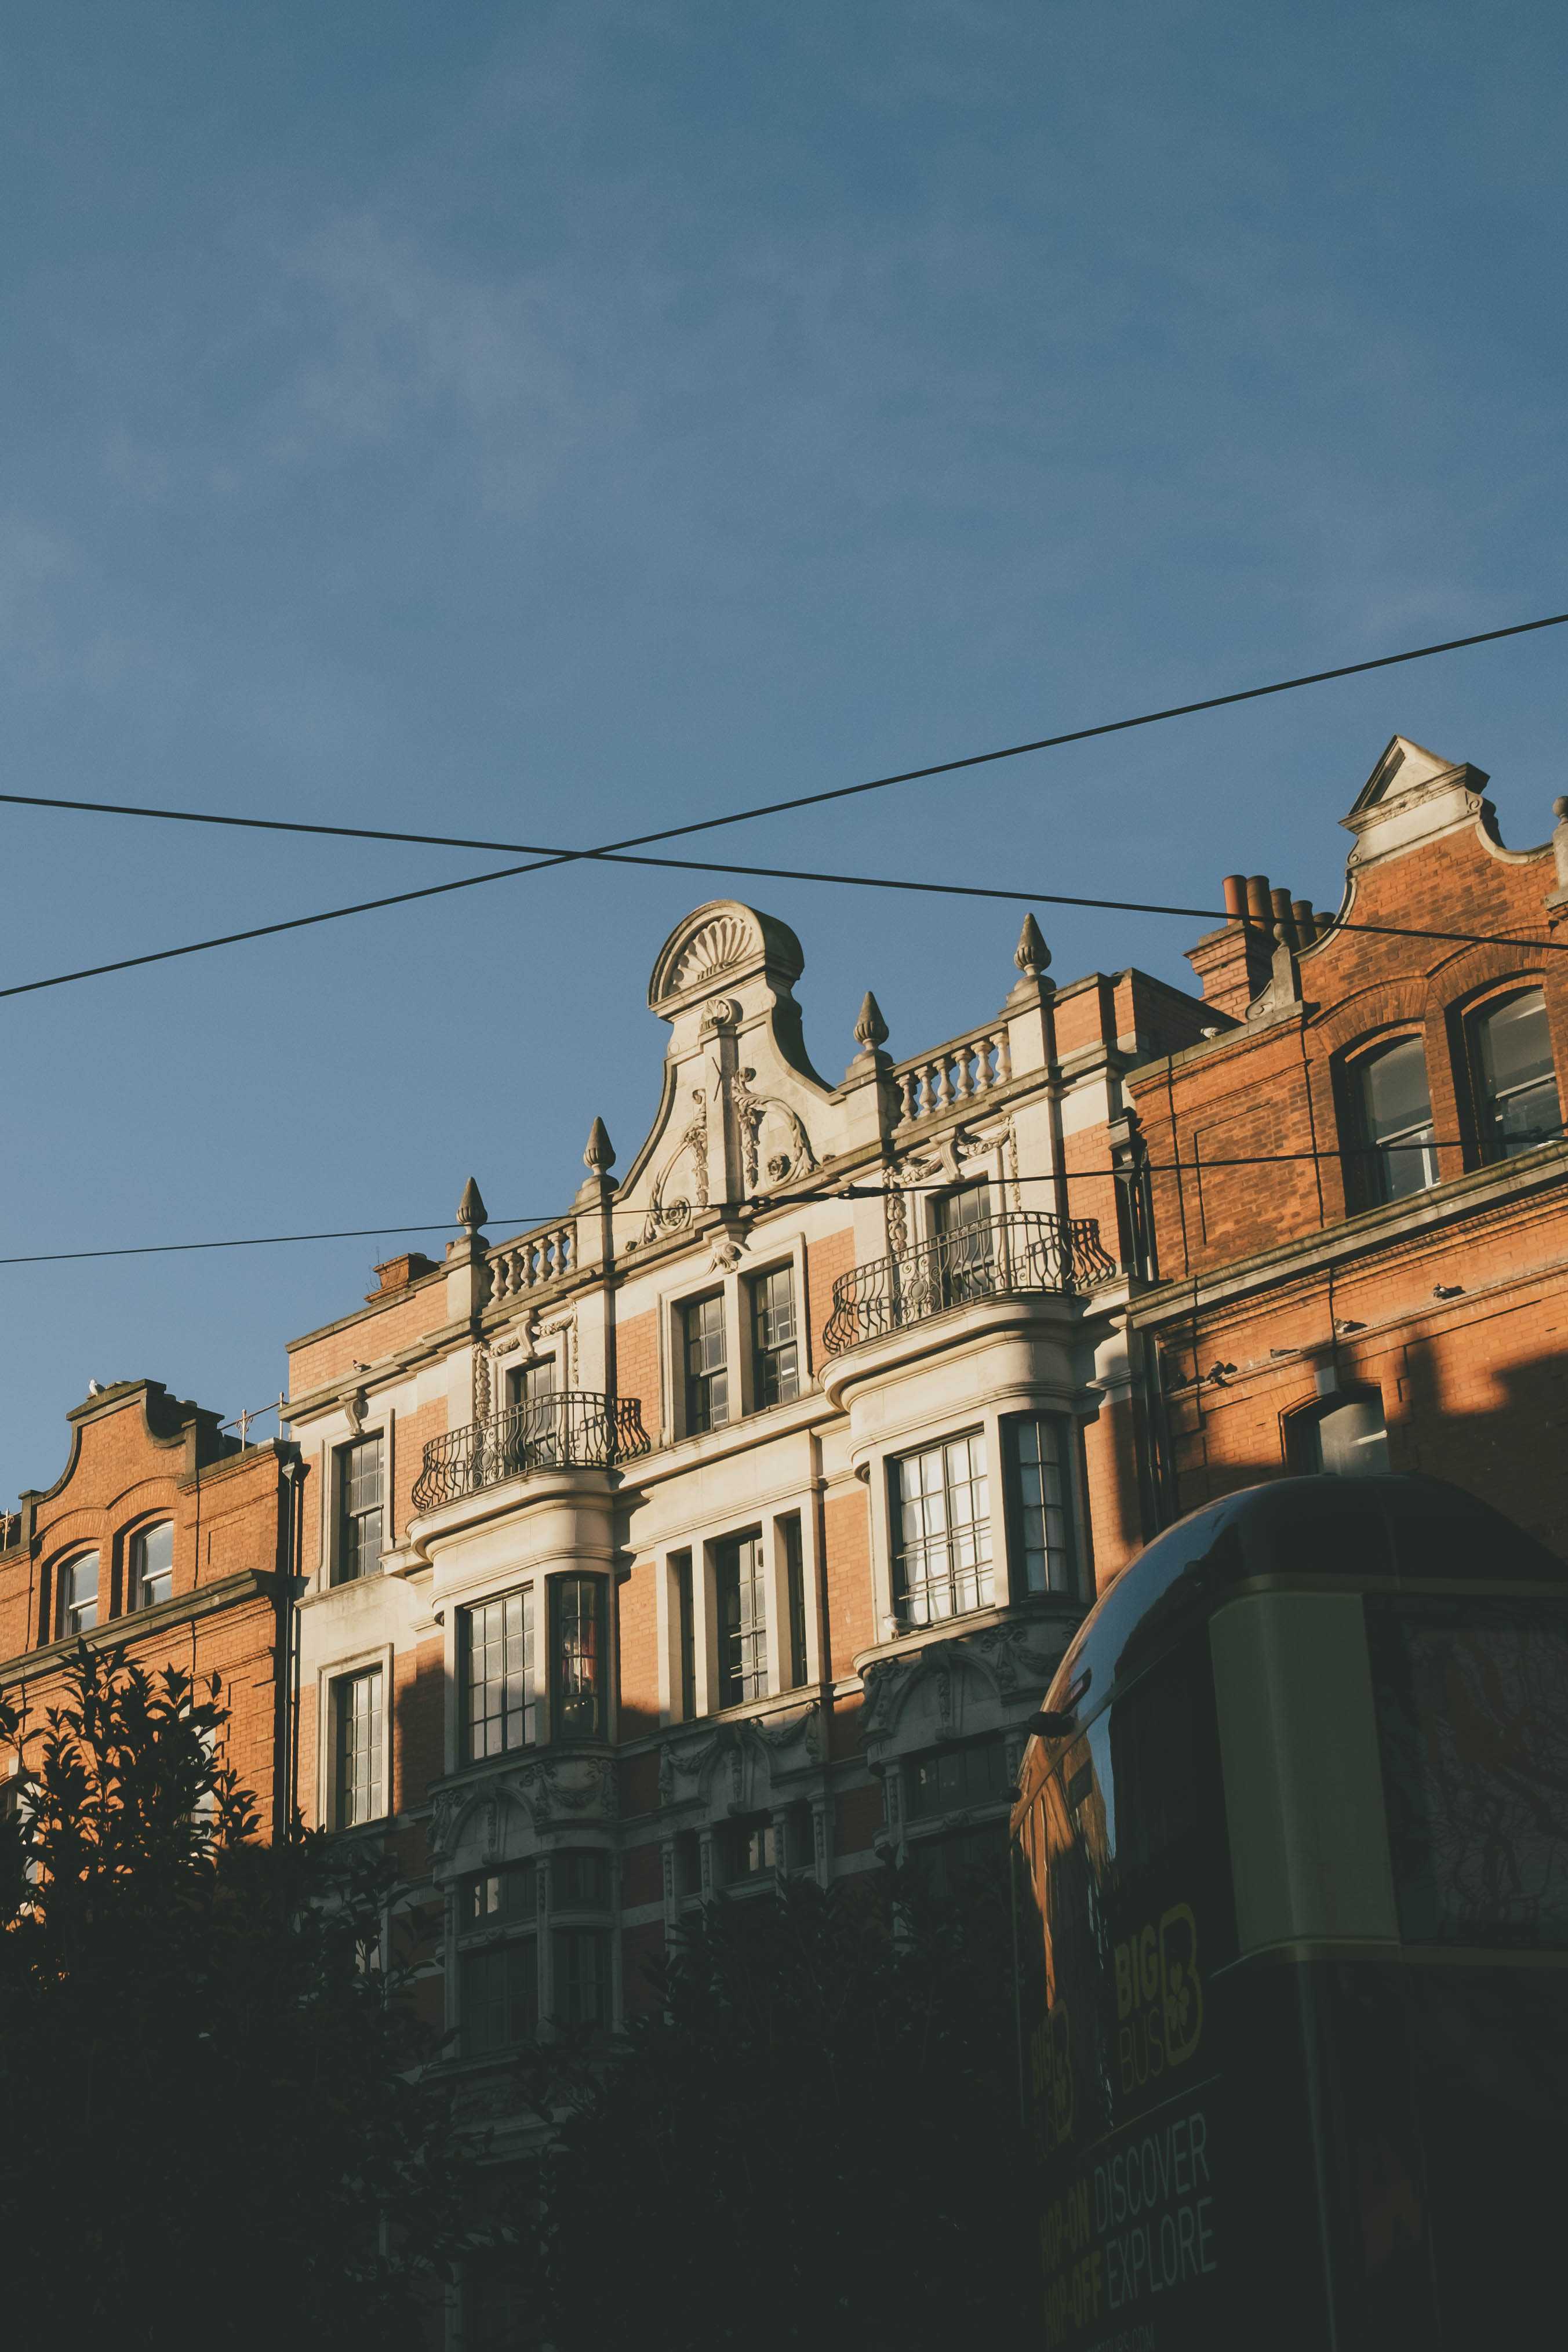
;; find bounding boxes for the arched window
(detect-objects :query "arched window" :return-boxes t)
[1468,987,1562,1162]
[1285,1388,1390,1476]
[129,1521,174,1611]
[61,1551,99,1637]
[1347,1037,1437,1206]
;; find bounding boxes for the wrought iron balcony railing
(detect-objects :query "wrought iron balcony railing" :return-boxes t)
[411,1391,650,1512]
[821,1208,1117,1356]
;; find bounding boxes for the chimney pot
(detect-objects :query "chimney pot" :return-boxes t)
[1221,874,1247,923]
[1291,897,1315,946]
[1245,875,1273,928]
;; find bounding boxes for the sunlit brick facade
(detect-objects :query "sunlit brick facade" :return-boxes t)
[10,726,1568,2345]
[1125,734,1568,1554]
[0,1379,302,1837]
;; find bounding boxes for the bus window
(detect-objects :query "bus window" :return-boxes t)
[1368,1597,1568,1949]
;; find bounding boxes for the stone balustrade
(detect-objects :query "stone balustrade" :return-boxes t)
[892,1024,1013,1124]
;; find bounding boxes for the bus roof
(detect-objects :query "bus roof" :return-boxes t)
[1034,1473,1567,1740]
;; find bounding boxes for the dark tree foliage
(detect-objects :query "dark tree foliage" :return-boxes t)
[529,1860,1035,2352]
[0,1645,482,2348]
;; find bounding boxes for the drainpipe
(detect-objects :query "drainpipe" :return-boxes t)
[275,1453,306,1837]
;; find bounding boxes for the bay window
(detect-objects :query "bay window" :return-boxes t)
[892,1434,992,1628]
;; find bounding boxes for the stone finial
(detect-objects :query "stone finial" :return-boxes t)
[457,1176,488,1232]
[583,1117,616,1176]
[853,991,890,1050]
[1014,914,1051,977]
[1553,796,1568,893]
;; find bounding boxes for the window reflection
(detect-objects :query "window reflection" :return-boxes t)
[1471,988,1562,1162]
[1352,1037,1438,1204]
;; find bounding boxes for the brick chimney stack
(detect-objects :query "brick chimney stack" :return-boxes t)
[1184,870,1277,1019]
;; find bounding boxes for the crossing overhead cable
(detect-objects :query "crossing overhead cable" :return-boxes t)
[4,830,1568,1006]
[5,603,1566,856]
[0,1143,1536,1266]
[5,608,1568,999]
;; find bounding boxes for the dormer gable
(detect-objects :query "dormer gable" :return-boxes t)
[1341,735,1493,868]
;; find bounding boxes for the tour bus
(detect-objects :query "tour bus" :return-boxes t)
[1010,1473,1568,2347]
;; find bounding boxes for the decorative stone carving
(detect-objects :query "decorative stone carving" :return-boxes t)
[727,1067,818,1194]
[883,1146,947,1258]
[427,1748,617,1869]
[1014,914,1052,977]
[700,995,741,1033]
[1246,924,1304,1023]
[860,1620,1072,1758]
[646,901,806,1012]
[583,1117,616,1175]
[539,1308,579,1387]
[457,1176,488,1231]
[343,1387,368,1437]
[657,1705,824,1815]
[668,914,755,997]
[854,991,890,1049]
[428,1787,463,1859]
[644,1090,710,1240]
[530,1754,618,1823]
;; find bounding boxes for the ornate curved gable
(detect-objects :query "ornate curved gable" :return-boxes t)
[618,900,836,1227]
[647,900,805,1015]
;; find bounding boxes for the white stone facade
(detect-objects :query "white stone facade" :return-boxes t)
[283,897,1213,2148]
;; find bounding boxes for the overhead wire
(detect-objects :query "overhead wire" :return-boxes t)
[5,826,1568,1004]
[5,607,1568,1000]
[0,1143,1520,1266]
[5,602,1565,856]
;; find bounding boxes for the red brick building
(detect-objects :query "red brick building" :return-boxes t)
[0,1379,304,1831]
[1124,734,1568,1551]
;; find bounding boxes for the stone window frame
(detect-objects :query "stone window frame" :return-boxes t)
[860,1395,1090,1645]
[454,1859,541,2057]
[886,1427,995,1633]
[457,1584,539,1765]
[329,1427,387,1587]
[315,1406,396,1590]
[316,1641,394,1833]
[655,1231,813,1444]
[654,1499,823,1725]
[441,1555,621,1771]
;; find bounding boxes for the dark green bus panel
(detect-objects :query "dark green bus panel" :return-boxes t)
[1010,1475,1568,2349]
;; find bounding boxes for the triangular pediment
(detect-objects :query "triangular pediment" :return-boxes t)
[1340,735,1491,867]
[1348,735,1482,817]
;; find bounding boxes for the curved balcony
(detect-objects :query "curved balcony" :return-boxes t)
[412,1391,650,1512]
[821,1208,1117,1357]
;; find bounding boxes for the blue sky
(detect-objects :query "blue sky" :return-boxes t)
[3,1,1566,1497]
